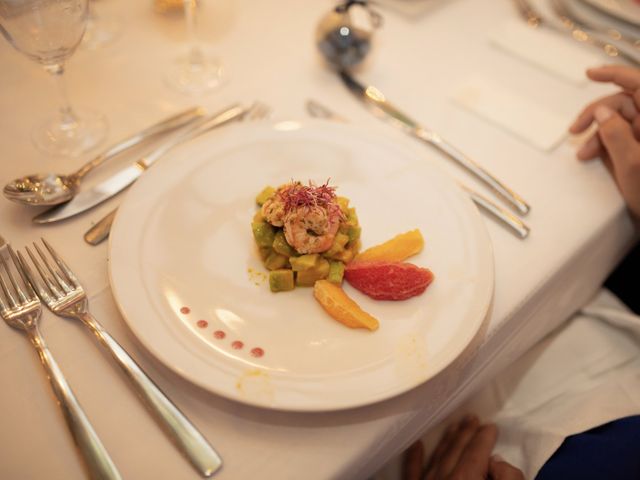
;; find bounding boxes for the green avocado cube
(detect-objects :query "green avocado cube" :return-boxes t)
[272,230,296,257]
[264,252,288,271]
[289,254,319,271]
[269,269,294,292]
[252,221,275,248]
[256,186,276,206]
[324,233,350,259]
[295,258,330,287]
[328,261,345,284]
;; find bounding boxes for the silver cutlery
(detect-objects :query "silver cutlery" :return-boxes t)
[83,101,272,246]
[338,70,531,216]
[4,106,205,207]
[19,238,223,477]
[305,98,531,239]
[512,0,639,65]
[0,241,121,480]
[33,103,249,224]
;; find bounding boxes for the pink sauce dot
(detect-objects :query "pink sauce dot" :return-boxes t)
[196,320,208,328]
[250,347,264,358]
[231,340,244,350]
[214,330,226,339]
[180,306,191,314]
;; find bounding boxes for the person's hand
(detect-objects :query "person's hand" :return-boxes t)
[569,65,640,218]
[401,415,524,480]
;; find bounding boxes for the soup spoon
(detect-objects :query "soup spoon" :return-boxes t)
[3,106,204,207]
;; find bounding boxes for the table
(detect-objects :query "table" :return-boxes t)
[0,0,636,478]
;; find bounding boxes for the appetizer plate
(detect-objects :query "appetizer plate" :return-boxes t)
[109,120,494,411]
[579,0,640,25]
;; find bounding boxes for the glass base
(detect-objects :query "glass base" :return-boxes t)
[165,54,224,95]
[31,108,108,157]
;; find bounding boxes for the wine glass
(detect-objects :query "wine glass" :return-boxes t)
[0,0,108,156]
[165,0,223,95]
[82,0,123,50]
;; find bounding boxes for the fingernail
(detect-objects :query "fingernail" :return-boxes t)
[491,454,505,463]
[594,105,613,124]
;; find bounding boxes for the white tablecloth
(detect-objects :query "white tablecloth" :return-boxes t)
[0,0,636,478]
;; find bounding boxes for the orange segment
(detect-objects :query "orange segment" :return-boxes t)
[354,229,424,263]
[313,280,379,331]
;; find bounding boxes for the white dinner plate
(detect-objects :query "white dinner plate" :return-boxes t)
[579,0,640,25]
[108,120,494,411]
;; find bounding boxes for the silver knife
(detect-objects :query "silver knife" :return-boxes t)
[339,70,531,216]
[33,104,248,224]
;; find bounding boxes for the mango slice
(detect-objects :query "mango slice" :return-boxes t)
[354,229,424,263]
[313,280,379,331]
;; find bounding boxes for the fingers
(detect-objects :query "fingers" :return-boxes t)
[489,455,525,480]
[569,92,638,134]
[454,423,498,474]
[576,132,604,160]
[401,441,424,480]
[595,106,640,170]
[432,415,481,476]
[586,65,640,92]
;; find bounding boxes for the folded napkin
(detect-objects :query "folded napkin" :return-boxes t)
[450,73,569,151]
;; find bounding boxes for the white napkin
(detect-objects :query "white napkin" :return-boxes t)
[489,19,603,85]
[450,73,569,151]
[490,289,640,478]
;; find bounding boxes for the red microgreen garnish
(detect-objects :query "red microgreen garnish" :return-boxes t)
[279,180,337,213]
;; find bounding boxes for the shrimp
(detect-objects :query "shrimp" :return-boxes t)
[284,203,342,254]
[261,195,286,227]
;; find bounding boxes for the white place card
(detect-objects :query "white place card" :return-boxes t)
[451,74,569,151]
[489,19,603,85]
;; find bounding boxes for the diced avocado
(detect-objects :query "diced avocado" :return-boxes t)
[324,232,350,259]
[269,269,294,292]
[346,225,361,244]
[336,196,350,214]
[295,258,330,287]
[258,246,272,260]
[272,230,296,257]
[333,248,354,264]
[256,186,276,206]
[289,254,319,271]
[253,210,264,223]
[264,251,288,271]
[328,261,345,284]
[252,221,275,248]
[346,207,358,225]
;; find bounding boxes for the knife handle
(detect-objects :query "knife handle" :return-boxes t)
[84,209,117,245]
[415,128,531,216]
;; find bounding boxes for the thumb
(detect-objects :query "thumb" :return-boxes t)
[594,105,638,169]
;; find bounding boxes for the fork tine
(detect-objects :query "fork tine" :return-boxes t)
[0,253,18,308]
[25,245,62,300]
[17,250,52,305]
[5,245,30,304]
[42,238,79,288]
[33,242,73,295]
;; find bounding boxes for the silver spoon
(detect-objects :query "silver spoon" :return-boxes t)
[3,106,205,207]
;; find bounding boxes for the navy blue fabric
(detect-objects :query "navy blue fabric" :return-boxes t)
[535,415,640,480]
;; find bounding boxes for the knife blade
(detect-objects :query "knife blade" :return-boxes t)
[339,70,531,216]
[33,104,248,224]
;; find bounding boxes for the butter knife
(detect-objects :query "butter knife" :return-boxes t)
[33,104,248,224]
[339,70,531,216]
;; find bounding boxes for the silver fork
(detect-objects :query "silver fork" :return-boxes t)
[0,243,121,480]
[19,239,222,478]
[83,101,272,246]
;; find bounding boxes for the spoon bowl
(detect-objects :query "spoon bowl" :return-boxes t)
[4,173,79,206]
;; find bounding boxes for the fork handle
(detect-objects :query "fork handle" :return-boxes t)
[79,313,222,477]
[27,327,122,480]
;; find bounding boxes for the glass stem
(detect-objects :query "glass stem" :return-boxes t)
[45,63,78,130]
[184,0,204,68]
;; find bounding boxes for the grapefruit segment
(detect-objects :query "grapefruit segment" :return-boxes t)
[345,261,434,301]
